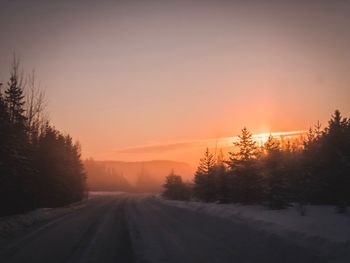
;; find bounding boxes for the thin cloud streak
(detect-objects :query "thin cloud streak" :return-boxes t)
[115,130,307,154]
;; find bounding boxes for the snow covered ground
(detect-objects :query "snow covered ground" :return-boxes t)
[88,191,125,198]
[0,201,86,243]
[0,192,123,242]
[157,197,350,246]
[1,194,349,262]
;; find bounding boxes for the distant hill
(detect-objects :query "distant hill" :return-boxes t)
[85,160,194,193]
[102,160,194,184]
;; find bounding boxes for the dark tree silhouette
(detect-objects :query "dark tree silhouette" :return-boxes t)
[263,135,289,209]
[33,124,86,207]
[163,110,350,214]
[193,148,218,202]
[322,110,350,213]
[215,149,230,203]
[227,127,263,204]
[5,59,26,127]
[1,59,36,214]
[162,110,350,214]
[0,57,87,216]
[163,171,191,201]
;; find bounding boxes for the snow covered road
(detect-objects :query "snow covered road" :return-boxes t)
[0,193,346,263]
[126,195,328,263]
[0,195,134,263]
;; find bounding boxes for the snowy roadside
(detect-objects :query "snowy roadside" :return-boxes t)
[88,191,125,198]
[156,196,350,257]
[0,192,124,243]
[0,200,86,243]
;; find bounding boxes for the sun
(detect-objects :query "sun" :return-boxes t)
[252,130,307,147]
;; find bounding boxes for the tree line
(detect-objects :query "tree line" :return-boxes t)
[0,58,86,216]
[84,158,131,191]
[163,110,350,213]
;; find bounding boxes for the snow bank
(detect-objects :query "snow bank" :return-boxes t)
[0,192,122,241]
[157,198,350,244]
[0,201,86,242]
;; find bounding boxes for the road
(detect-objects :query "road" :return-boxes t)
[0,194,327,263]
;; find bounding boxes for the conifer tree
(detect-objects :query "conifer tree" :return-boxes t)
[215,149,230,203]
[228,127,258,168]
[0,83,14,214]
[163,171,191,200]
[194,148,217,202]
[264,135,289,209]
[0,82,10,141]
[5,58,26,128]
[34,124,86,207]
[227,127,263,204]
[323,110,350,213]
[1,59,36,214]
[164,110,350,213]
[314,121,322,140]
[0,58,87,216]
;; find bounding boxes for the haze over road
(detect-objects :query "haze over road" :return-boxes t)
[0,194,327,263]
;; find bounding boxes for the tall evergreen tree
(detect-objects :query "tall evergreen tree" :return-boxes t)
[228,127,258,167]
[5,59,26,128]
[0,83,14,214]
[227,127,263,204]
[215,149,230,203]
[301,123,323,204]
[322,110,350,212]
[314,121,322,140]
[264,135,289,209]
[0,59,36,215]
[34,124,86,207]
[193,148,217,202]
[0,82,10,143]
[0,58,87,216]
[162,110,350,214]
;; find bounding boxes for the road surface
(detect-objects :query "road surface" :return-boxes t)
[0,194,329,263]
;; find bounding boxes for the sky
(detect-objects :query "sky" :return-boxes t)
[0,0,350,165]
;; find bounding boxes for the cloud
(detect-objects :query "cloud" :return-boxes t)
[114,130,307,155]
[115,142,196,154]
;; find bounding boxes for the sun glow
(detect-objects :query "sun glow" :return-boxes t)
[214,130,307,149]
[252,130,307,146]
[106,130,308,166]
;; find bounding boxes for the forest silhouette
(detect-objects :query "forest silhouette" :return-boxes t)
[163,110,350,214]
[0,58,86,216]
[1,57,349,217]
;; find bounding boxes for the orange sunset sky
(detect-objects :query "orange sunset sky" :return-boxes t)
[1,0,350,165]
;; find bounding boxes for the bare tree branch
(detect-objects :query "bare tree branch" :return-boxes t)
[25,70,48,138]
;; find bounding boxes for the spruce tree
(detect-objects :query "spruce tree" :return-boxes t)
[34,124,86,207]
[323,110,350,213]
[1,59,35,214]
[163,171,190,200]
[228,127,263,204]
[228,127,258,167]
[0,83,10,143]
[264,135,289,209]
[215,149,230,203]
[1,58,87,215]
[0,84,14,214]
[194,148,217,202]
[5,59,26,128]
